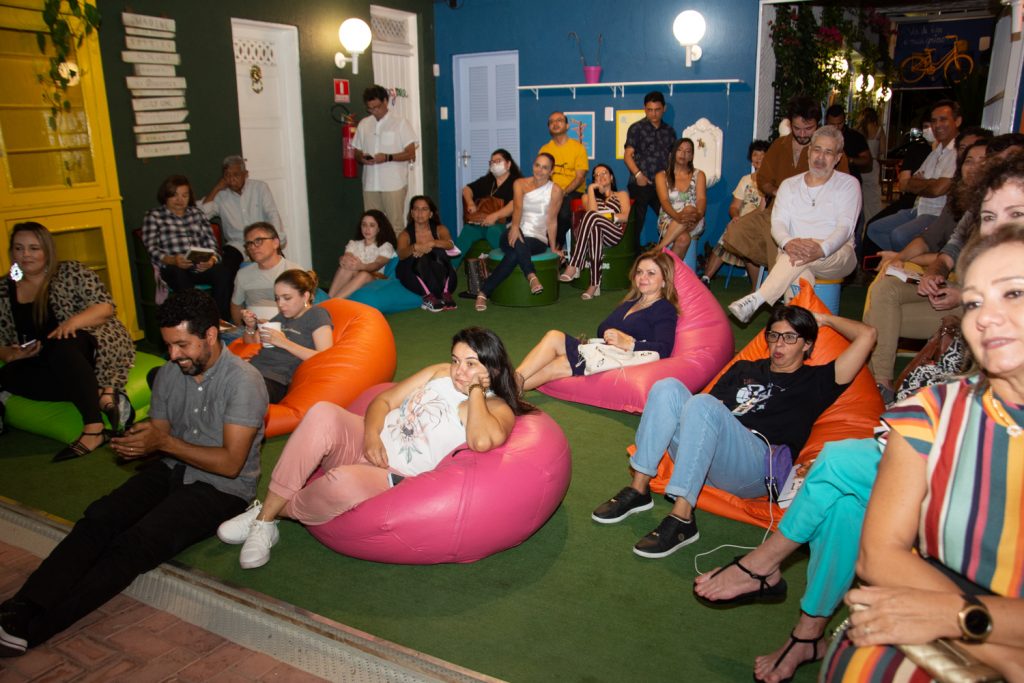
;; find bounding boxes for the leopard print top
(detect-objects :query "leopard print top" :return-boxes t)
[0,261,135,388]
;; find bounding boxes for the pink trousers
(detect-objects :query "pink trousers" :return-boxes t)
[268,401,390,525]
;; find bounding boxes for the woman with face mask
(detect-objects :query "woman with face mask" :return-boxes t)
[455,150,524,261]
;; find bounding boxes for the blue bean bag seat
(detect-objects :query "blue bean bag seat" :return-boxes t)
[3,351,165,444]
[346,257,423,314]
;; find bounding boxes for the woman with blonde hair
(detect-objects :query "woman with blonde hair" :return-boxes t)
[0,222,135,461]
[516,250,679,390]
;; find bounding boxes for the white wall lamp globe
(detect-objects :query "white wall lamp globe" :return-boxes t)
[673,10,706,68]
[875,85,893,102]
[335,18,372,75]
[855,74,876,93]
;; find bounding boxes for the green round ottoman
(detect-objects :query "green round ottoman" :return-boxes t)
[570,215,638,292]
[486,248,560,307]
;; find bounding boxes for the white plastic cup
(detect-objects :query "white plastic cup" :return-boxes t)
[259,321,282,348]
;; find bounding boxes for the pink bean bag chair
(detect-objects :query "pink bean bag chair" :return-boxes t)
[306,384,573,564]
[538,249,734,413]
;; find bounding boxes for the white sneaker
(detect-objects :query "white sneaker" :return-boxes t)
[217,499,263,544]
[239,520,279,569]
[728,292,765,323]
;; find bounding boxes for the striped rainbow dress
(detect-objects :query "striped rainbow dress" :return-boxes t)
[821,377,1023,682]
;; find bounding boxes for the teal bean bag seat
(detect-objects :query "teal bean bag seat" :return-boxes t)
[4,351,165,444]
[346,257,423,314]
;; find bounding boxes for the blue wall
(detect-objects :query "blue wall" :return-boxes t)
[433,0,761,248]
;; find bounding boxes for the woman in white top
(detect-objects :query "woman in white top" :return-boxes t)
[327,210,398,299]
[217,327,533,569]
[475,153,564,311]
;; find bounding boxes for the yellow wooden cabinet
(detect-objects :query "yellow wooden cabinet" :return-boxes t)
[0,1,140,338]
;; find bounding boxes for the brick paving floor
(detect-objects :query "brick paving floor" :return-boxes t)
[0,541,327,682]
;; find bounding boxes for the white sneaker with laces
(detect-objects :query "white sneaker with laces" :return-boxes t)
[239,520,279,569]
[217,500,262,544]
[728,292,765,323]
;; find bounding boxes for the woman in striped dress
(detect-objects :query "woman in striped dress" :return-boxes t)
[822,223,1024,682]
[560,164,630,300]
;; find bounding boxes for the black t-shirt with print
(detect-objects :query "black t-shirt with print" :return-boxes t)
[709,359,848,452]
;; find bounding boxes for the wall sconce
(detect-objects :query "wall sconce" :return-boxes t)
[334,18,372,75]
[672,10,705,67]
[855,74,876,93]
[875,85,893,102]
[58,61,80,87]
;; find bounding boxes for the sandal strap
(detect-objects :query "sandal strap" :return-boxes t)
[769,631,824,673]
[731,556,776,595]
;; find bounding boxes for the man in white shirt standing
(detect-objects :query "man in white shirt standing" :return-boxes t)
[352,85,417,232]
[729,126,861,323]
[201,155,284,277]
[865,100,961,252]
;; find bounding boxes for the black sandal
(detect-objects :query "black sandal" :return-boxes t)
[754,630,824,683]
[100,389,135,436]
[52,429,109,463]
[694,555,788,605]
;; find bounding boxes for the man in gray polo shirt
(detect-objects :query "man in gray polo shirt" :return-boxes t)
[0,289,267,657]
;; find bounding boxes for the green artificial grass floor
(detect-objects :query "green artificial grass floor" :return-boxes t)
[0,275,872,682]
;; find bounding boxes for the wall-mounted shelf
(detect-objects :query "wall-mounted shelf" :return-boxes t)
[518,78,743,100]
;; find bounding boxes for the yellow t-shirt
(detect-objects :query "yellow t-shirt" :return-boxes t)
[539,139,589,194]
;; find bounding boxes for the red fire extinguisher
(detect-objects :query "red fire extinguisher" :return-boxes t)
[332,104,358,178]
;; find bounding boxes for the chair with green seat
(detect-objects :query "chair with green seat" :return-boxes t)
[485,249,560,307]
[3,351,165,444]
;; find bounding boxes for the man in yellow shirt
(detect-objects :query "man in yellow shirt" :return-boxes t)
[539,111,588,249]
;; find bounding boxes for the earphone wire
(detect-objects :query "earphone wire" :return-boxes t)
[693,429,774,576]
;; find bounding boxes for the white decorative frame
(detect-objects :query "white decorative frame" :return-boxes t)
[682,117,723,187]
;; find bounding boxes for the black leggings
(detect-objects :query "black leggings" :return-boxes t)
[0,333,102,425]
[396,250,457,298]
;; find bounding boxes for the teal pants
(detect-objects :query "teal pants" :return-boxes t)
[778,438,882,617]
[453,223,504,268]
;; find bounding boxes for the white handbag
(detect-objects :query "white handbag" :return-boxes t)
[576,340,660,376]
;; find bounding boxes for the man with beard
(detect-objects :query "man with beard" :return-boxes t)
[722,96,849,269]
[0,289,267,657]
[728,126,860,323]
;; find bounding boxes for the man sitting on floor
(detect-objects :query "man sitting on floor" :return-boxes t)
[0,289,267,657]
[728,126,860,323]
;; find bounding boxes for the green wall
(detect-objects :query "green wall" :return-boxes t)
[96,0,436,294]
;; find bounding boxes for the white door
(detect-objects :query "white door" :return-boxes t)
[982,7,1023,134]
[231,19,312,268]
[370,6,423,212]
[453,51,520,228]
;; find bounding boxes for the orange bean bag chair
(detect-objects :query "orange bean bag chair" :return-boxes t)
[229,298,397,437]
[641,280,884,530]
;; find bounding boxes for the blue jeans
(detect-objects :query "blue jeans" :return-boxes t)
[866,208,937,252]
[630,379,768,507]
[481,232,547,297]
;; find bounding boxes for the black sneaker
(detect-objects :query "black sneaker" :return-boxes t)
[633,513,699,558]
[591,486,653,524]
[421,295,444,313]
[441,293,457,310]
